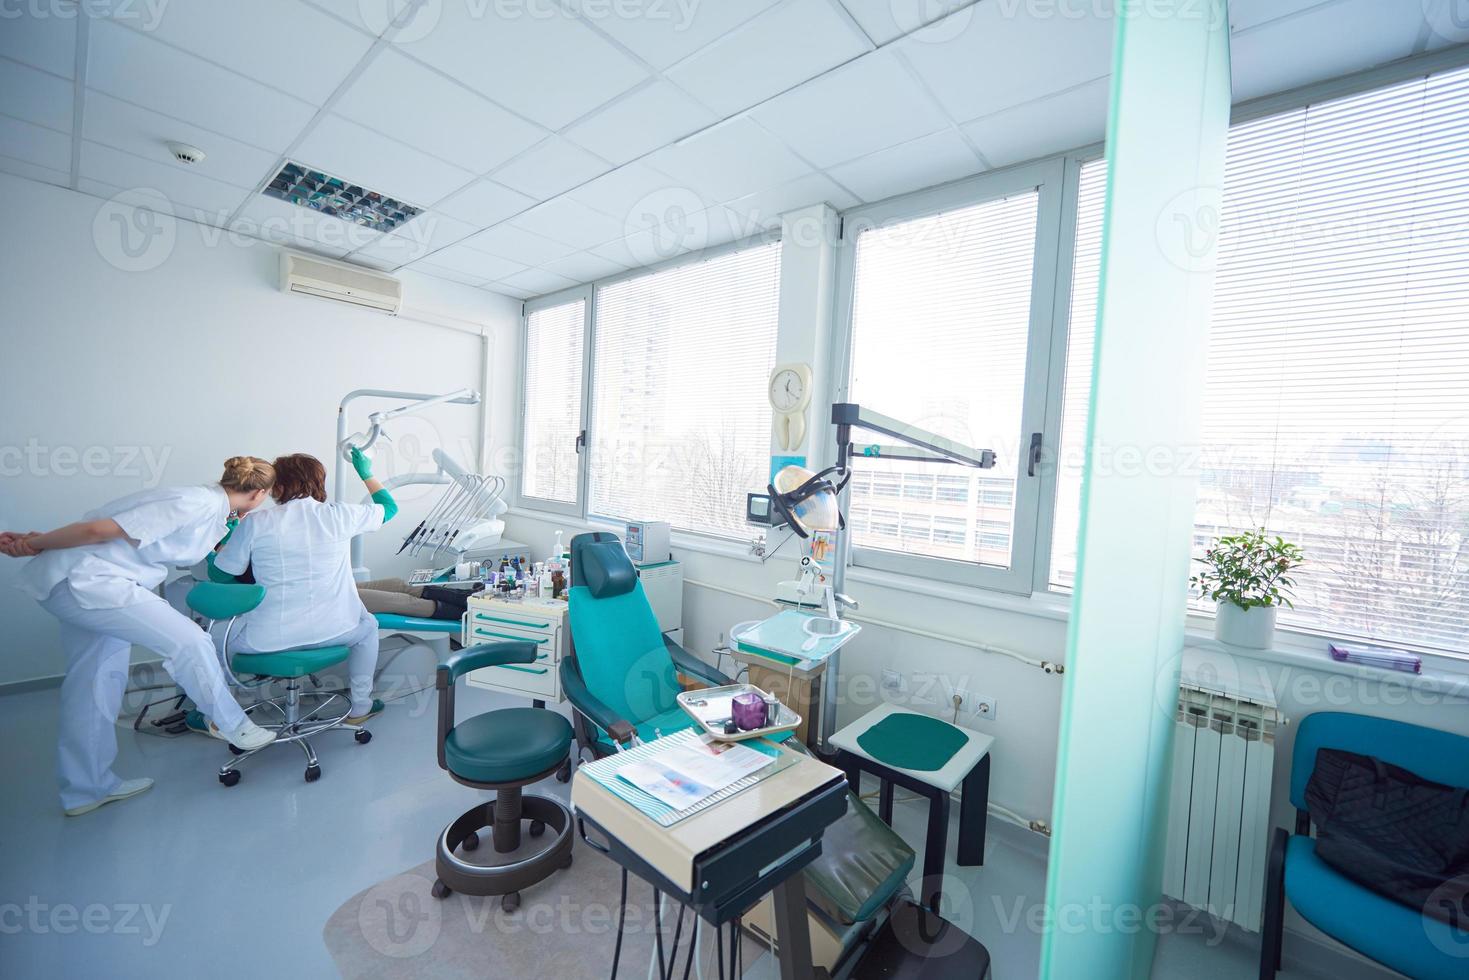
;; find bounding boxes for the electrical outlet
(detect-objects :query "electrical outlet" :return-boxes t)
[881,669,905,694]
[971,694,998,720]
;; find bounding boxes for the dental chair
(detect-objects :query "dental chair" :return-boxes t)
[186,582,372,785]
[561,532,992,978]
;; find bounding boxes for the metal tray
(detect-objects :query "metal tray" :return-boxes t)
[676,683,801,742]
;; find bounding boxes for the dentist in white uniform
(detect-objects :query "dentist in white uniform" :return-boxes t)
[0,457,281,815]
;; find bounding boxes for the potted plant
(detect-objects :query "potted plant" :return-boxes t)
[1191,529,1305,649]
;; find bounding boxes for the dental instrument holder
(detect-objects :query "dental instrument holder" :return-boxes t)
[768,403,996,751]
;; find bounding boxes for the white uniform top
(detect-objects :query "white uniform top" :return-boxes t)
[19,485,231,609]
[215,497,384,651]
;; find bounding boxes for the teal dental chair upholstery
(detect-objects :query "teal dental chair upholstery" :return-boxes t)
[560,532,920,969]
[1261,711,1469,980]
[186,582,372,786]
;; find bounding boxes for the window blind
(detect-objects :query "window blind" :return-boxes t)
[589,241,781,538]
[521,298,584,505]
[1055,67,1469,655]
[847,191,1040,568]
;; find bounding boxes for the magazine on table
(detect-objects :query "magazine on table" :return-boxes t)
[616,736,775,811]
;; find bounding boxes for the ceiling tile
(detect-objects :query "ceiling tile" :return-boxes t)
[722,172,860,231]
[411,260,490,287]
[571,0,780,69]
[463,222,579,266]
[562,80,716,166]
[666,0,871,117]
[644,116,811,204]
[537,250,628,285]
[750,50,949,169]
[83,92,278,190]
[108,0,375,106]
[961,79,1108,168]
[484,279,534,299]
[393,5,648,130]
[436,179,535,226]
[416,242,528,282]
[352,210,479,267]
[0,115,70,172]
[79,141,250,218]
[0,9,76,76]
[294,113,476,208]
[297,0,396,37]
[87,19,316,152]
[835,0,977,45]
[1230,0,1427,103]
[0,155,70,189]
[827,128,983,202]
[0,59,73,133]
[498,266,579,297]
[333,47,546,175]
[1228,0,1341,33]
[590,209,729,269]
[569,160,704,231]
[490,136,611,200]
[509,197,625,249]
[233,193,385,253]
[894,1,1113,123]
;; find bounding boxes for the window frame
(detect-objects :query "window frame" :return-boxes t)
[515,284,593,518]
[830,157,1068,595]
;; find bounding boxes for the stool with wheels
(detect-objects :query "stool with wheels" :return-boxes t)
[432,640,574,912]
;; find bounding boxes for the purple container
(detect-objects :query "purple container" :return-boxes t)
[731,692,768,731]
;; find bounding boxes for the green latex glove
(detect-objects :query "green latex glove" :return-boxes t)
[371,488,398,523]
[350,446,374,480]
[205,553,239,584]
[216,517,239,549]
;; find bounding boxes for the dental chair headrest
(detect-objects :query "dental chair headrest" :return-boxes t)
[571,532,638,599]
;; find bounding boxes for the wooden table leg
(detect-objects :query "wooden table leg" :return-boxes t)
[957,754,990,866]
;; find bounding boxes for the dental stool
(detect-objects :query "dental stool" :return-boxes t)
[432,641,575,912]
[186,583,372,786]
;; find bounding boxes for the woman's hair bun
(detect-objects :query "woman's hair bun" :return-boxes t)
[220,456,275,492]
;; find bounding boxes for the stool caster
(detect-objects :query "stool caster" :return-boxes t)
[501,892,520,913]
[228,743,245,756]
[431,879,451,900]
[355,729,372,744]
[461,832,480,853]
[561,854,573,871]
[529,820,546,838]
[305,764,322,782]
[219,770,241,787]
[556,759,572,782]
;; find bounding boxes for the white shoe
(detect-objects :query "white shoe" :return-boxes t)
[210,719,277,751]
[63,777,154,817]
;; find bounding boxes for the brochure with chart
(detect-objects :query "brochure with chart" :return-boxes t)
[616,736,775,811]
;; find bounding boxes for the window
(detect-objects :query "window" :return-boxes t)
[839,163,1060,591]
[1054,67,1469,655]
[588,242,781,538]
[520,296,586,509]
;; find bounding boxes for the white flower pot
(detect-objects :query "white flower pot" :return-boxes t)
[1215,602,1278,649]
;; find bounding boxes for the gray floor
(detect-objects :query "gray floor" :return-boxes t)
[0,648,1386,979]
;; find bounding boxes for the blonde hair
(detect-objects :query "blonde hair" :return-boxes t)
[220,456,275,493]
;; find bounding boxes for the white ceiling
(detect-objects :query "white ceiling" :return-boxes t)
[0,0,1456,300]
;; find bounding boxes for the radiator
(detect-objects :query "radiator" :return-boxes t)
[1162,686,1282,931]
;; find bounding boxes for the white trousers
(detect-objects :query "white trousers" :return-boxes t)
[214,606,379,715]
[40,582,249,810]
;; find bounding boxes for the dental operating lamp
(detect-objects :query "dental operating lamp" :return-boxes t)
[766,402,996,746]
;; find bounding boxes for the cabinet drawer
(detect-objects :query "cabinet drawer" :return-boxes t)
[467,608,557,637]
[467,658,558,699]
[466,622,559,658]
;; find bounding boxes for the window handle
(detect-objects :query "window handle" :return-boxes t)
[1027,432,1043,477]
[575,429,586,454]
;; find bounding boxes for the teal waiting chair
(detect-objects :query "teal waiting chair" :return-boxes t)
[561,532,955,976]
[1261,711,1469,979]
[186,582,372,785]
[431,641,574,912]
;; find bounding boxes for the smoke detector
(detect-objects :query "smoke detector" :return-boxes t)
[166,141,206,165]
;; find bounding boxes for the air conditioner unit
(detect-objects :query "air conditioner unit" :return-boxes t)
[279,250,402,314]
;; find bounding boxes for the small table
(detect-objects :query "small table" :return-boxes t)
[828,704,994,912]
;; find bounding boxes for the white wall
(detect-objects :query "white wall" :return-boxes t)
[0,172,521,685]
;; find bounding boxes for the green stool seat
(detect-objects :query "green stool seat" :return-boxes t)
[445,707,573,785]
[231,645,350,679]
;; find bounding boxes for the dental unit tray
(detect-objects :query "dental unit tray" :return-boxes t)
[676,684,802,742]
[731,609,862,667]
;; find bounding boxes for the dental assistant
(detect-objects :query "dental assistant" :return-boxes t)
[211,449,397,725]
[0,457,281,816]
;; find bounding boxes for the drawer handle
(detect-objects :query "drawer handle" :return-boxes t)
[475,613,551,630]
[473,629,548,644]
[499,665,548,676]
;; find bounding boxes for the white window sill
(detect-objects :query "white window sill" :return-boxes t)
[844,564,1074,622]
[1180,633,1469,700]
[504,506,764,564]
